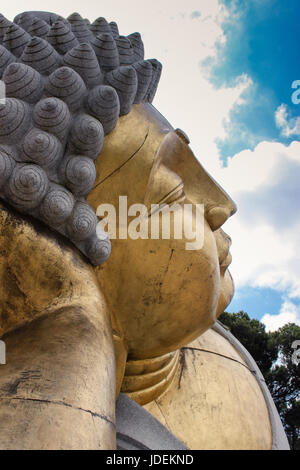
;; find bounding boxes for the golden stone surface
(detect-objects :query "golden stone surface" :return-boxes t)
[88,103,236,361]
[145,329,272,450]
[0,102,275,450]
[0,203,116,449]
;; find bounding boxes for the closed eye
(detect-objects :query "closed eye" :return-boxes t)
[156,182,186,206]
[144,162,186,210]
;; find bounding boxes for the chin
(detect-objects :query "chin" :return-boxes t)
[216,270,234,318]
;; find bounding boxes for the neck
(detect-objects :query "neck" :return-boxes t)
[121,350,180,406]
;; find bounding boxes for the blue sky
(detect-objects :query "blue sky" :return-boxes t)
[210,0,300,329]
[210,0,300,161]
[229,286,283,317]
[1,0,300,331]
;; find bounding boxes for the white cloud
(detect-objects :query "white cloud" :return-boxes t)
[220,140,300,302]
[262,301,300,332]
[275,104,300,137]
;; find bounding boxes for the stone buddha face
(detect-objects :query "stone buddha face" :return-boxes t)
[0,10,236,364]
[0,10,240,451]
[88,103,237,360]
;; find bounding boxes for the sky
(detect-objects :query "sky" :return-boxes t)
[2,0,300,332]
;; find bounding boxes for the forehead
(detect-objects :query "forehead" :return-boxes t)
[88,103,173,208]
[93,102,173,186]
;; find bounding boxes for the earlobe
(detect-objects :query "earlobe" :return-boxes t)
[0,200,108,337]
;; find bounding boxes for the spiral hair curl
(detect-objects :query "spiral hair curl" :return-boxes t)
[0,11,162,265]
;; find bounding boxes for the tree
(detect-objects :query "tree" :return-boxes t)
[267,324,300,450]
[219,312,300,450]
[218,311,277,376]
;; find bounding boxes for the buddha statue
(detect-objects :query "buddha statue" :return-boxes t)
[0,10,289,450]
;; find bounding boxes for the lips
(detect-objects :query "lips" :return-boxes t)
[214,229,232,273]
[220,251,232,273]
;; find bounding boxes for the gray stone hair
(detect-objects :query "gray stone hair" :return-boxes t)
[0,11,162,265]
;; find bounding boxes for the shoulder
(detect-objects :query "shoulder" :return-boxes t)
[143,322,289,450]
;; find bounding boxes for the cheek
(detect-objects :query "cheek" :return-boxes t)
[132,220,221,351]
[163,220,221,332]
[99,216,221,356]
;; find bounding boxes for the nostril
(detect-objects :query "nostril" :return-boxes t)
[206,206,231,231]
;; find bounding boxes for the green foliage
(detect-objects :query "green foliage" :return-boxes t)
[219,312,300,450]
[218,311,277,376]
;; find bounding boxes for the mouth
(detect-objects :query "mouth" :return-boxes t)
[220,251,232,274]
[214,229,232,274]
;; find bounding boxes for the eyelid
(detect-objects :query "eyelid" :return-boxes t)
[147,182,186,217]
[156,182,186,206]
[144,162,185,208]
[175,128,190,144]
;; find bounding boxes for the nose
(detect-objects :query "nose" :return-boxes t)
[172,130,237,231]
[190,165,237,232]
[149,129,238,231]
[206,203,237,232]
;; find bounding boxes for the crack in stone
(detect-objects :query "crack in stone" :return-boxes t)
[178,349,187,390]
[94,129,150,188]
[0,396,115,428]
[154,399,172,431]
[181,346,256,373]
[158,248,175,303]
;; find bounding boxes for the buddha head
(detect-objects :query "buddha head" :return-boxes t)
[0,11,236,362]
